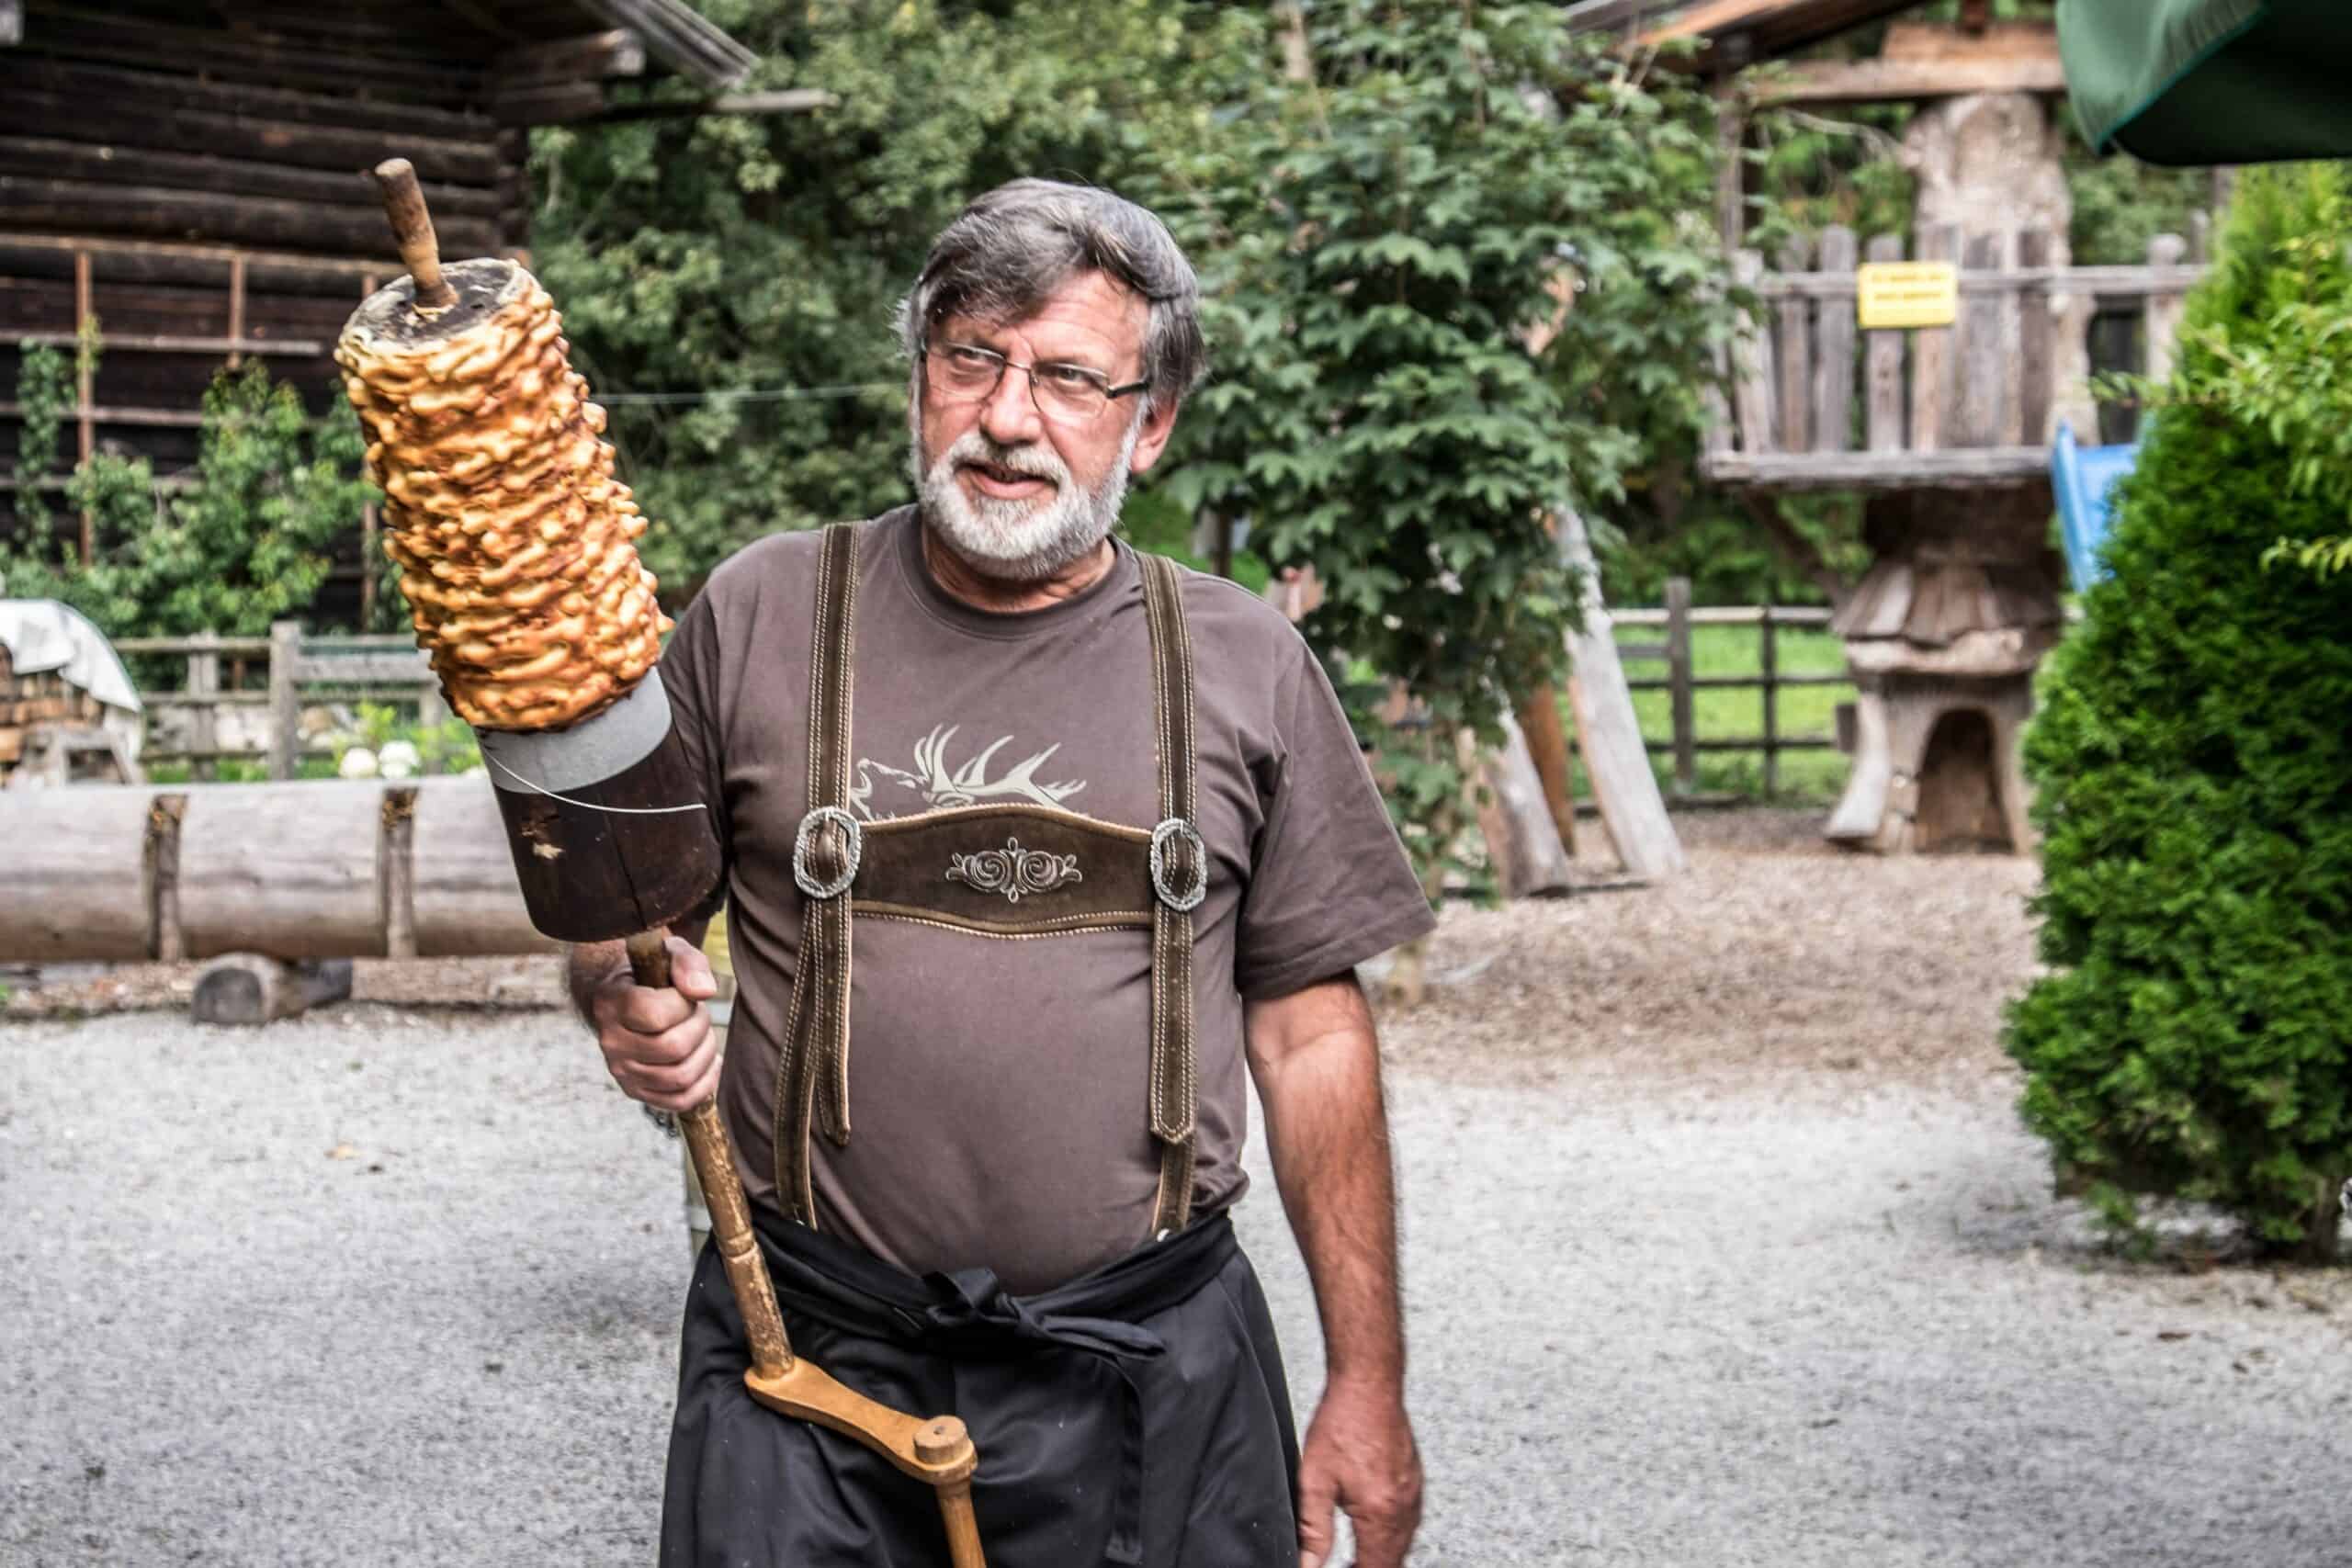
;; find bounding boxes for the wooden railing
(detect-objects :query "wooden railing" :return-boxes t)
[1704,225,2203,491]
[122,622,441,779]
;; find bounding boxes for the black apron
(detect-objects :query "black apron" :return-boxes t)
[660,1213,1302,1567]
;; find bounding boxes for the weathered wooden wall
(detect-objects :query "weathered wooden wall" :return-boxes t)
[0,0,667,621]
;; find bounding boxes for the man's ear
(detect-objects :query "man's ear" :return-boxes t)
[1128,396,1182,477]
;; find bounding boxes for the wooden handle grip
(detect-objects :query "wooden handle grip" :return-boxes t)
[370,157,458,310]
[627,928,794,1380]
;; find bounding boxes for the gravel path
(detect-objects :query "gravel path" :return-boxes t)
[5,813,2347,1566]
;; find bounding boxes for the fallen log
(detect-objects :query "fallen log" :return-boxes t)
[0,777,559,963]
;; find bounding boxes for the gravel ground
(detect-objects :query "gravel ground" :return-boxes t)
[5,811,2348,1566]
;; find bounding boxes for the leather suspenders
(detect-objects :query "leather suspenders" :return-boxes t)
[775,524,1204,1241]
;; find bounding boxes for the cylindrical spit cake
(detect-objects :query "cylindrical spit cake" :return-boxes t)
[336,258,667,732]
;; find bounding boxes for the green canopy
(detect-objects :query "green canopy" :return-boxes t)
[2060,0,2352,164]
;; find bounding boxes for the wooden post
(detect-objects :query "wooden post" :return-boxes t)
[1773,235,1813,453]
[1953,231,2006,448]
[1759,608,1780,800]
[74,247,95,565]
[267,620,300,781]
[2144,232,2190,386]
[1811,225,1858,453]
[1665,576,1695,798]
[224,254,247,371]
[1863,232,1905,452]
[1713,84,1746,252]
[188,630,220,783]
[1560,511,1686,879]
[1909,223,1958,452]
[360,272,381,630]
[1513,685,1578,858]
[2016,228,2054,446]
[1729,249,1776,454]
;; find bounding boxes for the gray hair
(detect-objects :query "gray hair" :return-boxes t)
[899,179,1207,415]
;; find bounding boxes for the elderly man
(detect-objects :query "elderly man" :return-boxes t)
[571,179,1432,1568]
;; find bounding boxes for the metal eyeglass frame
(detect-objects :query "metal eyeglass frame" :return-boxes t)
[922,338,1148,426]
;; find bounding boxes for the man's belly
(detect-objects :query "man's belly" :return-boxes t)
[808,922,1165,1294]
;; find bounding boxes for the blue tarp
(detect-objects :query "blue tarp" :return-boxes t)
[2052,421,2140,591]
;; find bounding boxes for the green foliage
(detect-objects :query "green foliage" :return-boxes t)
[1,353,374,639]
[1148,0,1733,884]
[527,0,1250,592]
[2005,165,2352,1260]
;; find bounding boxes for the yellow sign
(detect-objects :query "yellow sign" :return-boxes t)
[1855,262,1959,330]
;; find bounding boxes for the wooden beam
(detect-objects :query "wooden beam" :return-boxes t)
[1749,49,2064,104]
[2,57,494,140]
[494,28,646,83]
[585,88,839,123]
[0,135,503,219]
[0,234,394,288]
[1700,446,2052,491]
[12,332,326,357]
[0,85,498,184]
[491,78,611,126]
[0,176,497,258]
[1754,263,2208,299]
[0,402,205,428]
[571,0,757,91]
[74,247,94,564]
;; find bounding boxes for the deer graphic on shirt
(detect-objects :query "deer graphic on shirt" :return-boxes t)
[851,723,1088,821]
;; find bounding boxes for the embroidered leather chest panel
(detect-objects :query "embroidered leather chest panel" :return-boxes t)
[854,803,1152,936]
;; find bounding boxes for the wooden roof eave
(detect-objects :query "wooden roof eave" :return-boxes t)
[571,0,754,92]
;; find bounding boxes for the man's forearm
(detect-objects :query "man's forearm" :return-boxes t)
[1249,977,1406,1389]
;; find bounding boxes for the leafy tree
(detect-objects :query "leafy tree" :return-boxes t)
[526,0,1252,593]
[1148,0,1734,881]
[0,354,373,638]
[2004,164,2352,1261]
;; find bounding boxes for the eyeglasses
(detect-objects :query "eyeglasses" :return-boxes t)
[922,340,1148,427]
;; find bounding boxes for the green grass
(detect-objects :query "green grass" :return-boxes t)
[1560,619,1855,807]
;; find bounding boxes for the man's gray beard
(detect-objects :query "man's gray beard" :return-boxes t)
[913,416,1141,583]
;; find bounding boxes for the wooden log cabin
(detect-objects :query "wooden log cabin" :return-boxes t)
[0,0,757,623]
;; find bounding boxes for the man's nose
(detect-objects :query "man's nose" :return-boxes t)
[978,364,1044,446]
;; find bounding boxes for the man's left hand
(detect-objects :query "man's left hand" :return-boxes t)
[1295,1374,1422,1568]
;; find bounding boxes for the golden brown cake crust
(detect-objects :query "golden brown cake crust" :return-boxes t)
[336,259,670,732]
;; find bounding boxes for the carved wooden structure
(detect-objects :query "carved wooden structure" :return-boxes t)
[1570,0,2211,853]
[0,0,754,617]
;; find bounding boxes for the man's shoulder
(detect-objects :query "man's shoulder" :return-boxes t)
[695,512,903,617]
[1154,554,1312,661]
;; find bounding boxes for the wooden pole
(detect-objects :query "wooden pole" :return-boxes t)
[188,630,219,784]
[267,620,300,781]
[74,247,94,564]
[1760,609,1780,800]
[224,253,247,371]
[1665,577,1695,798]
[1513,685,1578,858]
[1560,510,1687,879]
[369,158,458,311]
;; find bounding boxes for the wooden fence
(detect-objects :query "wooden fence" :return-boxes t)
[1610,581,1848,802]
[122,620,442,779]
[126,594,1853,798]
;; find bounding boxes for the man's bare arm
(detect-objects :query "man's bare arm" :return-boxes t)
[567,920,718,1112]
[1246,970,1421,1568]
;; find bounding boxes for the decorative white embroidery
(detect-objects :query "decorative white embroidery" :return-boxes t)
[945,837,1084,904]
[853,724,1088,821]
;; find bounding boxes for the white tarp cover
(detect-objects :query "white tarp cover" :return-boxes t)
[0,600,142,714]
[0,600,146,767]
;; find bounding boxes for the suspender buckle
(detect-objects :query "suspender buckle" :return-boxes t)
[1148,818,1208,912]
[793,805,865,900]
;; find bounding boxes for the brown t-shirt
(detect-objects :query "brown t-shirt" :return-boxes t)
[661,508,1434,1292]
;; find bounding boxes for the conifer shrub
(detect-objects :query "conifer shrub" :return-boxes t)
[2005,165,2352,1261]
